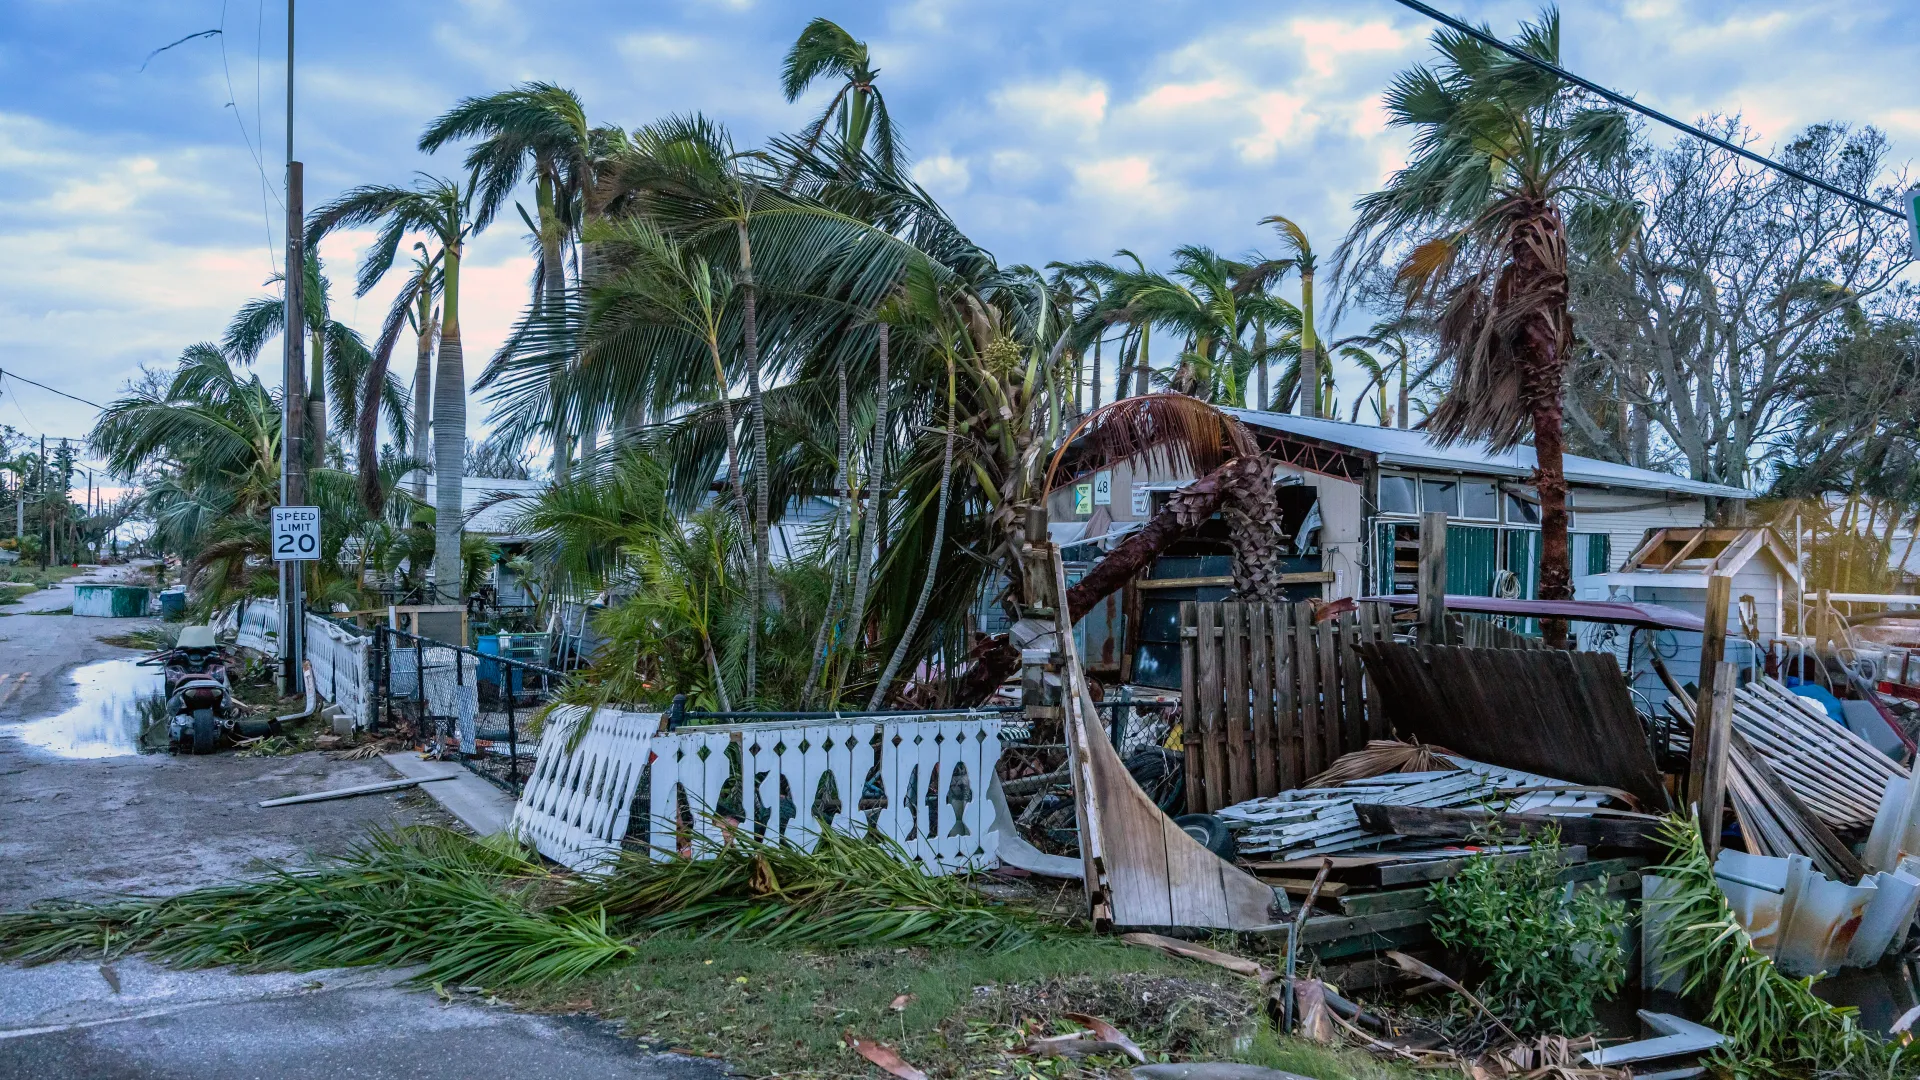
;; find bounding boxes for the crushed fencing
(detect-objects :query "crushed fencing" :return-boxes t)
[303,614,375,730]
[384,637,479,752]
[510,706,658,872]
[235,598,280,656]
[372,625,563,792]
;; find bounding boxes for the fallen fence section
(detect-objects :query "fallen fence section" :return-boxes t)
[645,714,1005,876]
[1179,600,1397,813]
[235,598,280,656]
[304,613,374,730]
[510,705,658,873]
[1358,642,1670,811]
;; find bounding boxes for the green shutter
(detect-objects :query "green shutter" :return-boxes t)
[1447,525,1500,596]
[1374,521,1398,593]
[1580,532,1612,576]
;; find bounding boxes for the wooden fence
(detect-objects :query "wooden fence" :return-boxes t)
[1179,600,1398,813]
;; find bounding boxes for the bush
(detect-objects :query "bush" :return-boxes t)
[1426,828,1627,1036]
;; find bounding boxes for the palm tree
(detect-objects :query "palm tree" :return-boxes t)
[419,83,605,475]
[1258,214,1325,418]
[1336,6,1631,639]
[781,18,900,176]
[222,249,401,467]
[308,174,488,604]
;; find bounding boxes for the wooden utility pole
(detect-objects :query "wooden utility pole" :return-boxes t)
[1695,660,1735,857]
[37,435,46,567]
[278,0,306,693]
[1688,574,1732,807]
[1418,511,1449,645]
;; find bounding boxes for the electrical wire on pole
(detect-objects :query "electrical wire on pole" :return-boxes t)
[1386,0,1906,221]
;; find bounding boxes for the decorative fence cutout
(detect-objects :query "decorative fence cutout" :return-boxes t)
[510,705,659,872]
[644,714,1004,876]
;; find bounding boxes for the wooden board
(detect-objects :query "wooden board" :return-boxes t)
[1056,552,1278,930]
[1351,803,1664,850]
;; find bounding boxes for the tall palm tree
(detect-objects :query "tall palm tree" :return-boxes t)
[781,18,900,176]
[1336,7,1630,639]
[308,174,488,604]
[1258,214,1325,418]
[419,82,605,475]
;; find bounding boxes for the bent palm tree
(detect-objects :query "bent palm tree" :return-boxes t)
[309,175,488,603]
[781,18,900,176]
[1336,6,1631,641]
[1258,215,1325,417]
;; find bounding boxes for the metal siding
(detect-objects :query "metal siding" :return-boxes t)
[1447,525,1499,596]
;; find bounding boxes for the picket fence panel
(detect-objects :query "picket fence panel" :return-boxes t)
[510,706,659,872]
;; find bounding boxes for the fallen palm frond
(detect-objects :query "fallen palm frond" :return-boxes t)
[0,828,632,987]
[1306,740,1459,787]
[1649,815,1910,1078]
[564,826,1045,951]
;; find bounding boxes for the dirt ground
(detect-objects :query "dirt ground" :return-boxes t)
[0,566,451,909]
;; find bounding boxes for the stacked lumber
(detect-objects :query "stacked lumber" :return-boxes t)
[1216,757,1606,860]
[1729,678,1906,830]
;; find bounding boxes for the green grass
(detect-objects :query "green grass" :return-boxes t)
[0,583,32,605]
[0,564,85,588]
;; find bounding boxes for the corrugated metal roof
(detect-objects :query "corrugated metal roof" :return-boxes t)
[461,476,546,536]
[1221,409,1755,500]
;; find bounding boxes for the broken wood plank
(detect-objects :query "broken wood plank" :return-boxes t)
[1697,660,1735,858]
[1350,803,1664,850]
[258,774,454,807]
[1374,845,1587,888]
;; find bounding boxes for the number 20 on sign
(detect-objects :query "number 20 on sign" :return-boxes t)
[271,506,321,562]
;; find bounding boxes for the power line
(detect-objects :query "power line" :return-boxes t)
[0,369,107,410]
[1387,0,1906,221]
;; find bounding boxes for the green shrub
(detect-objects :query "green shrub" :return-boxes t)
[1426,828,1627,1036]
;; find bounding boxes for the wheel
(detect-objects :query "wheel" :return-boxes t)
[191,709,216,755]
[1174,814,1236,859]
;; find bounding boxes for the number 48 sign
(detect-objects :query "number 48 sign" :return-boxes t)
[271,506,321,562]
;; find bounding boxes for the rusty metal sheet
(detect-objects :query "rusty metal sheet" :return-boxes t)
[1357,642,1669,811]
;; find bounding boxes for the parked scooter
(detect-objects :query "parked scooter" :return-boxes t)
[139,625,242,754]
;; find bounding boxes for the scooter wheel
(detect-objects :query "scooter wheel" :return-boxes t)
[192,709,216,755]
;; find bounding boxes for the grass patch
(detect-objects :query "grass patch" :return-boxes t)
[0,564,85,589]
[0,583,34,605]
[510,935,1266,1078]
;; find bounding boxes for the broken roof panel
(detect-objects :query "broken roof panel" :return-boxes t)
[1221,408,1756,501]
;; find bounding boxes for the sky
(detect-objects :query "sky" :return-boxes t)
[4,0,1919,488]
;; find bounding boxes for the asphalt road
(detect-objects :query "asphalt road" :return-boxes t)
[0,568,722,1079]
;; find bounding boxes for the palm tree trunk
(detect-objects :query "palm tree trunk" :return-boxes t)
[432,243,468,605]
[412,305,435,500]
[1299,271,1319,419]
[1397,357,1409,429]
[837,322,888,703]
[870,345,953,709]
[803,352,853,706]
[737,218,768,701]
[1511,209,1573,644]
[1253,321,1268,409]
[1090,334,1102,411]
[538,172,573,481]
[1133,325,1150,396]
[308,326,327,466]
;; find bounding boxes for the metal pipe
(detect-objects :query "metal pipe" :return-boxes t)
[277,660,317,724]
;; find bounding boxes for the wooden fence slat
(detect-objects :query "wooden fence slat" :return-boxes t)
[1223,603,1253,803]
[1180,601,1204,815]
[1317,614,1340,772]
[1341,612,1366,755]
[1294,601,1322,782]
[1196,603,1227,812]
[1249,601,1276,797]
[1273,604,1299,791]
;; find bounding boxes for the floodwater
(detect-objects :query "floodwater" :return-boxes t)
[11,658,167,758]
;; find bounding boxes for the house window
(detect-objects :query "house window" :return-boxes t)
[1461,481,1499,520]
[1507,491,1540,524]
[1379,474,1416,515]
[1421,479,1458,516]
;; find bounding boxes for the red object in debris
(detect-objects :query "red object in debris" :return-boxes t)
[1361,594,1705,632]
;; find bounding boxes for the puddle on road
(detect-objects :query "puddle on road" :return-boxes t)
[12,659,168,758]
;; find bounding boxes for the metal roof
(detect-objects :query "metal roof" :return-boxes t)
[1221,409,1755,500]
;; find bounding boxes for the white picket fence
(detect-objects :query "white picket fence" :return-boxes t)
[509,710,1005,876]
[303,613,373,729]
[235,599,281,656]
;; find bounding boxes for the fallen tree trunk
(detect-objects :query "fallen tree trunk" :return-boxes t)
[953,456,1258,706]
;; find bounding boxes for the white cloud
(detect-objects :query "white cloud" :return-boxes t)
[912,152,971,197]
[992,74,1109,136]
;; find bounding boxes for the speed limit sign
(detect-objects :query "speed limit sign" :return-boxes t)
[271,506,321,562]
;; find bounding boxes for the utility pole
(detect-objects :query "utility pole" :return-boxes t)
[37,435,46,568]
[279,0,306,692]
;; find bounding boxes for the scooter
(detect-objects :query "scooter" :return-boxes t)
[140,625,242,754]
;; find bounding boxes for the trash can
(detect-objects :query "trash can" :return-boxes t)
[158,587,188,619]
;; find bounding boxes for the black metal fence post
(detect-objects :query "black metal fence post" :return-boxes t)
[502,658,518,792]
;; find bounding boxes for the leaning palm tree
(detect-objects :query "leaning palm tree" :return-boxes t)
[1258,214,1326,418]
[308,174,488,604]
[1335,6,1631,641]
[781,18,900,176]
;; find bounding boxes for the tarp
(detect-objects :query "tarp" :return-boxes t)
[1361,594,1705,632]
